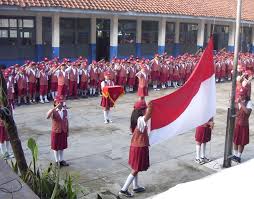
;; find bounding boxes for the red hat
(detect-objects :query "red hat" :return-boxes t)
[44,57,49,62]
[92,60,97,65]
[104,71,111,77]
[54,95,64,103]
[134,100,147,110]
[4,71,9,78]
[239,87,247,96]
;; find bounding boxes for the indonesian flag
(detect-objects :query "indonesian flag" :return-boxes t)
[149,37,216,145]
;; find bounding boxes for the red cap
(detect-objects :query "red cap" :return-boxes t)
[239,87,247,97]
[134,100,147,110]
[104,71,111,77]
[54,95,64,103]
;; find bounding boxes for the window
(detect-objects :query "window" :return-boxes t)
[77,18,90,44]
[0,19,8,27]
[118,20,136,44]
[60,18,75,45]
[42,17,52,45]
[0,16,35,46]
[141,21,158,44]
[179,23,198,53]
[0,30,8,38]
[165,22,175,44]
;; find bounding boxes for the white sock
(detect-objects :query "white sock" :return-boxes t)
[107,110,111,121]
[89,88,92,95]
[53,150,59,162]
[59,150,64,161]
[233,149,238,156]
[237,152,242,158]
[0,143,6,155]
[133,175,139,189]
[5,141,11,154]
[51,92,55,99]
[201,143,206,158]
[93,88,96,95]
[40,95,43,101]
[103,111,108,121]
[196,145,201,159]
[121,174,135,191]
[44,95,48,101]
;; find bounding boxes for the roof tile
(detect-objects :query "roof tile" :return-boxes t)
[0,0,253,21]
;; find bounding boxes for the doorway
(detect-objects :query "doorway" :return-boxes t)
[96,19,110,61]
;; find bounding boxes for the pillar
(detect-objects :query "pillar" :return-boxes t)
[90,17,96,62]
[251,26,254,53]
[207,23,212,41]
[158,18,166,55]
[110,16,118,61]
[52,14,60,58]
[228,23,236,52]
[197,20,205,49]
[173,21,180,57]
[136,18,142,57]
[36,15,43,61]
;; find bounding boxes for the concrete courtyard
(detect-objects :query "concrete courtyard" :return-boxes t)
[11,81,254,198]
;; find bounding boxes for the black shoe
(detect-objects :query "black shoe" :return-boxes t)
[236,157,241,163]
[133,187,145,193]
[60,160,69,167]
[119,190,133,197]
[231,155,238,162]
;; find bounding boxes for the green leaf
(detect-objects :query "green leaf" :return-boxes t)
[27,138,38,161]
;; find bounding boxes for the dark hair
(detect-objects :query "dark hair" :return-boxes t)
[130,109,145,133]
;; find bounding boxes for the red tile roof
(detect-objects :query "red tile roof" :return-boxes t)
[0,0,254,22]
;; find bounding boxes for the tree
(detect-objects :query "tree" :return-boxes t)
[0,71,28,176]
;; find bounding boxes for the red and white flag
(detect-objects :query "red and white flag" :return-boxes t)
[149,38,216,145]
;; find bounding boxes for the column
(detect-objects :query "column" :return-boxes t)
[251,26,254,53]
[228,23,236,52]
[52,14,60,58]
[110,16,118,61]
[158,18,166,55]
[90,17,96,62]
[173,21,180,57]
[136,18,142,57]
[197,20,205,49]
[207,23,211,41]
[36,15,43,61]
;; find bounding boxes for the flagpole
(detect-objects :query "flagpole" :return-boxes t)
[223,0,242,168]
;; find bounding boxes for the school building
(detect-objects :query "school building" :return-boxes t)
[0,0,254,66]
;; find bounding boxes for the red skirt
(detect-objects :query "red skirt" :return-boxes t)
[57,85,67,97]
[18,88,27,96]
[80,81,88,90]
[160,73,168,83]
[39,85,48,96]
[0,126,9,143]
[50,82,58,92]
[151,71,160,81]
[128,146,150,172]
[29,82,36,95]
[128,78,136,86]
[89,79,97,87]
[117,77,127,86]
[51,131,68,150]
[233,124,249,146]
[100,96,114,108]
[195,126,211,143]
[137,86,148,97]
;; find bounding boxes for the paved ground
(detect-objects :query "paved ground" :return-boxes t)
[9,81,254,198]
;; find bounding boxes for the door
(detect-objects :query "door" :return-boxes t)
[96,19,110,61]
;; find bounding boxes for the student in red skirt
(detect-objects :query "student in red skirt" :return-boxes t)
[195,118,214,164]
[232,89,252,163]
[37,65,49,104]
[15,68,28,106]
[0,118,13,159]
[46,96,69,167]
[119,100,152,197]
[101,72,114,124]
[136,65,148,101]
